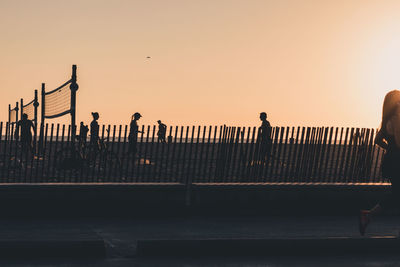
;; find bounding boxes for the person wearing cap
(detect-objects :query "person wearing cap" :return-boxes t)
[157,120,167,143]
[128,112,144,156]
[90,112,100,149]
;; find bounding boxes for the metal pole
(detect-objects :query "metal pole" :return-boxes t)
[15,102,19,124]
[34,89,39,153]
[20,98,23,120]
[70,65,78,144]
[8,104,11,139]
[39,83,45,154]
[15,102,19,141]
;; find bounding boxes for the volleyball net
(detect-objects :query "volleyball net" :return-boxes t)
[9,107,17,124]
[5,65,78,146]
[22,98,35,120]
[43,80,72,119]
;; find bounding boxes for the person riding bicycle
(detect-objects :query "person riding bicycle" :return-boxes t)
[157,120,167,143]
[90,112,100,150]
[15,113,34,152]
[128,112,143,156]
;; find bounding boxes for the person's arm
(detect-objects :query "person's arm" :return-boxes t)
[374,129,388,149]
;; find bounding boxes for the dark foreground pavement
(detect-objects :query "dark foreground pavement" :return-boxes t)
[0,215,400,266]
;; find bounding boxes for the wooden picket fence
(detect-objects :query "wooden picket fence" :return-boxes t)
[0,122,386,184]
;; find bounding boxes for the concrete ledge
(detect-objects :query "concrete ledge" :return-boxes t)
[194,182,391,191]
[0,182,390,217]
[136,236,400,257]
[0,230,106,258]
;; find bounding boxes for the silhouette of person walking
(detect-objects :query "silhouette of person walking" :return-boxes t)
[90,112,100,149]
[15,113,34,152]
[359,90,400,235]
[157,120,167,143]
[128,112,143,156]
[257,112,272,162]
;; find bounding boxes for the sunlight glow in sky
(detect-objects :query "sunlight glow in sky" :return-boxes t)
[1,0,400,128]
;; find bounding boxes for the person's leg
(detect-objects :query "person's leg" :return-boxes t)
[359,176,397,235]
[127,141,132,155]
[132,141,137,156]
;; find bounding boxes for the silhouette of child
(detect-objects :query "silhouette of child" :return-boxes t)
[79,122,89,141]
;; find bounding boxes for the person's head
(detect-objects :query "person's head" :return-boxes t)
[157,120,161,124]
[91,112,99,120]
[381,90,400,136]
[133,112,142,121]
[22,113,28,120]
[260,112,267,121]
[80,121,84,126]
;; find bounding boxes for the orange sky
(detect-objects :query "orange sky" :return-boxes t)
[1,0,400,128]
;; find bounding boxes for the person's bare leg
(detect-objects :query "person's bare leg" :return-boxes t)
[359,203,381,235]
[369,204,382,216]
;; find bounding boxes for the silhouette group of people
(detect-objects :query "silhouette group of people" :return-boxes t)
[75,112,169,157]
[15,90,400,237]
[15,111,273,162]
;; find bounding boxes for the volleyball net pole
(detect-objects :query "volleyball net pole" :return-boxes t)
[33,89,39,150]
[39,83,45,153]
[21,89,39,151]
[39,65,78,153]
[70,65,78,144]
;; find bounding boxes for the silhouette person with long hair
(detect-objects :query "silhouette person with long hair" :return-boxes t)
[257,112,272,163]
[128,112,143,156]
[157,120,167,143]
[359,90,400,235]
[15,113,34,152]
[90,112,100,150]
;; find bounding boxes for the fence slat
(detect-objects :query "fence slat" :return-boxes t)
[206,126,216,182]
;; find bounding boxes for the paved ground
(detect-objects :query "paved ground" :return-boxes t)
[0,215,399,265]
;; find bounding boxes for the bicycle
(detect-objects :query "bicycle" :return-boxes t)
[55,136,121,176]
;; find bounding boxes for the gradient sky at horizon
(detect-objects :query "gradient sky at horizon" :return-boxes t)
[1,0,400,128]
